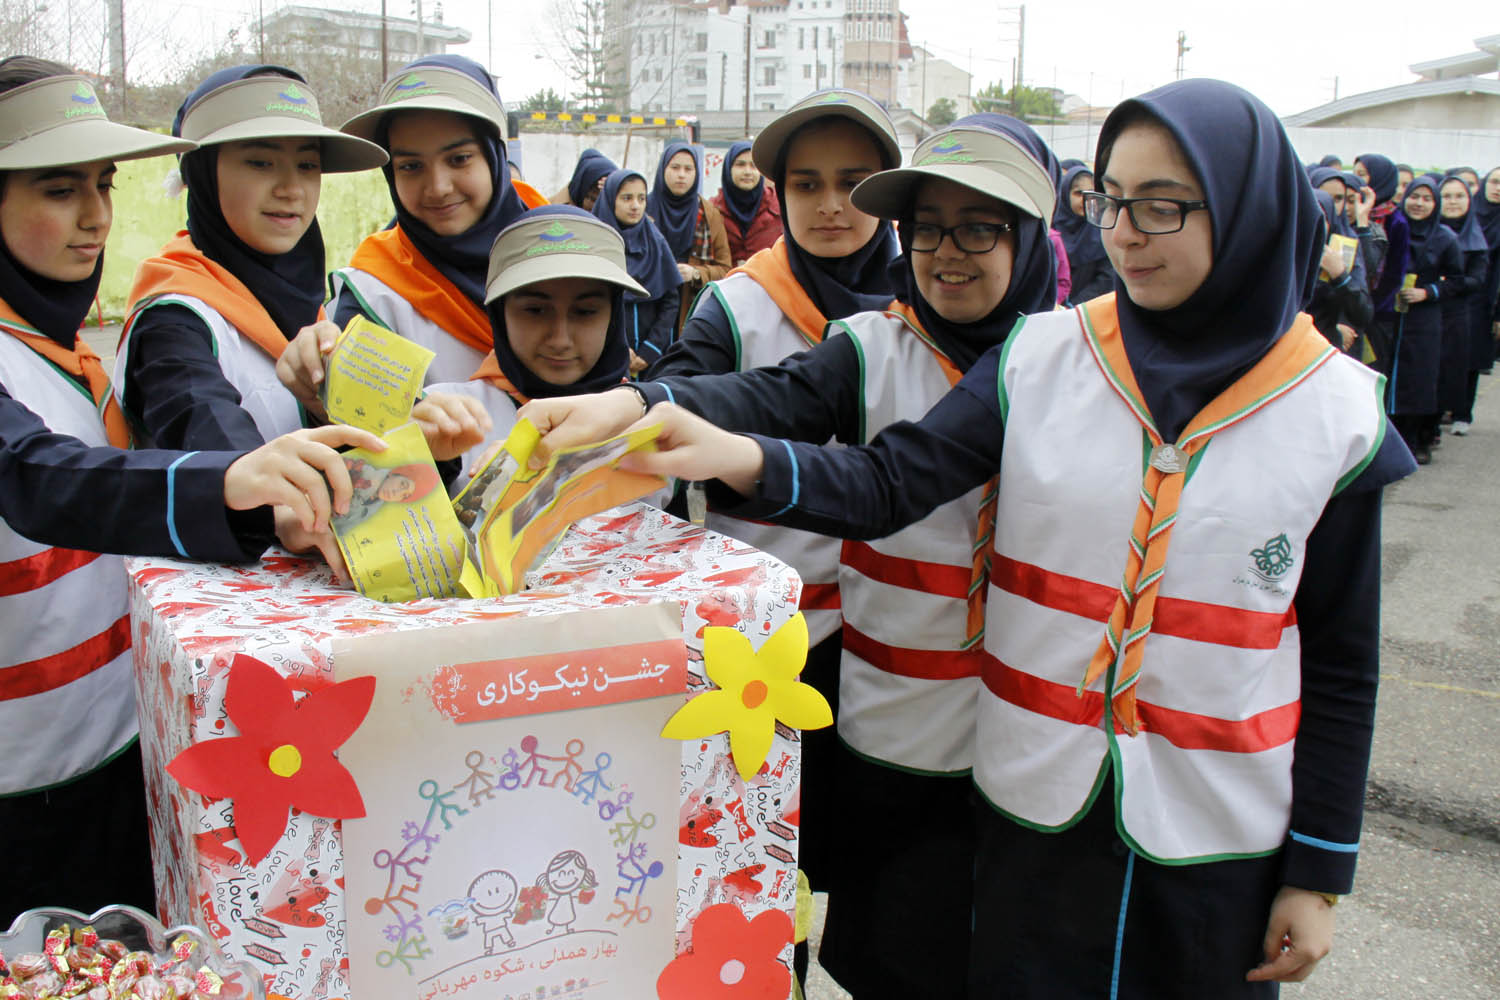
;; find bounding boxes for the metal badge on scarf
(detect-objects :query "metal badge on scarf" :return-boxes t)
[1149,443,1186,474]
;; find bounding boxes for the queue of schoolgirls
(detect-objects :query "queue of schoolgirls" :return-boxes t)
[2,41,1490,998]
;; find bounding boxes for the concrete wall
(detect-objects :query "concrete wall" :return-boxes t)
[509,134,669,204]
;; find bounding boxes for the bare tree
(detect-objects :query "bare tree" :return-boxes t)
[545,0,623,113]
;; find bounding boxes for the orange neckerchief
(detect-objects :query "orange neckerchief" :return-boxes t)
[1077,294,1336,735]
[732,239,828,347]
[886,301,996,650]
[349,227,492,355]
[0,298,131,448]
[469,352,528,406]
[125,233,320,361]
[512,177,550,209]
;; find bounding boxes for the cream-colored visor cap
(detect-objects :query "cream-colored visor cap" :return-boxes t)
[177,77,388,172]
[341,65,506,142]
[0,75,194,170]
[851,126,1056,222]
[485,211,648,305]
[750,89,901,176]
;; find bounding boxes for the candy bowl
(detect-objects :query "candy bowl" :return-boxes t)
[0,905,265,1000]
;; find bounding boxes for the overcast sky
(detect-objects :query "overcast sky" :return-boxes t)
[164,1,1491,118]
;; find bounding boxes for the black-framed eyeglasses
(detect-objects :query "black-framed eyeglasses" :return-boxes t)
[908,221,1014,254]
[1081,191,1208,235]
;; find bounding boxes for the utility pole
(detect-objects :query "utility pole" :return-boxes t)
[720,51,728,111]
[107,0,126,117]
[669,5,677,115]
[415,0,425,57]
[743,10,752,136]
[1175,31,1190,81]
[1016,4,1025,101]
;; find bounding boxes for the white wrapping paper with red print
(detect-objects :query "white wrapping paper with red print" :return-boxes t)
[129,503,805,1000]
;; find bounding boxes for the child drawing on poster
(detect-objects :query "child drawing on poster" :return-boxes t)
[467,869,519,953]
[334,459,442,532]
[536,850,597,934]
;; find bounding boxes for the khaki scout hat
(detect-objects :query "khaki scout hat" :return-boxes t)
[485,207,647,304]
[750,89,901,177]
[851,125,1056,222]
[0,75,194,170]
[341,64,506,142]
[177,76,387,173]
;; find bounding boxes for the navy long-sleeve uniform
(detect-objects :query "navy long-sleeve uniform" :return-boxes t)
[658,342,1411,897]
[645,290,737,379]
[122,305,270,452]
[625,288,681,370]
[1,382,273,560]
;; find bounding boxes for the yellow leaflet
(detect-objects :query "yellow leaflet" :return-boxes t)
[322,315,436,435]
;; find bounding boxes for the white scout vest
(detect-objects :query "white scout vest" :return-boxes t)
[0,334,135,794]
[704,273,842,645]
[329,268,488,387]
[425,380,521,495]
[115,295,303,442]
[829,311,985,773]
[979,305,1385,862]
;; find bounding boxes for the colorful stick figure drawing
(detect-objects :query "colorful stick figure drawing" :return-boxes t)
[467,869,519,953]
[535,850,598,935]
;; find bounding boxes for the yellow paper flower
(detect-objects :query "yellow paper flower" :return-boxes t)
[661,612,833,780]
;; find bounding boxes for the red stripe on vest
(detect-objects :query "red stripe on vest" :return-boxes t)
[842,624,983,680]
[0,546,101,597]
[842,540,971,599]
[0,614,131,702]
[990,552,1295,650]
[981,655,1300,753]
[799,581,841,612]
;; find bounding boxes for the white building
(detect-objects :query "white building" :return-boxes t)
[258,5,470,65]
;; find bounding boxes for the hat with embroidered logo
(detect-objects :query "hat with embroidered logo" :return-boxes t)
[0,74,194,170]
[174,68,387,172]
[341,59,507,142]
[750,88,902,177]
[485,205,647,303]
[851,124,1056,221]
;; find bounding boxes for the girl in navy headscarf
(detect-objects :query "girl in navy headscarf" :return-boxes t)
[712,139,782,265]
[648,139,730,330]
[560,78,1416,997]
[1435,175,1491,434]
[1054,163,1114,303]
[1390,175,1464,462]
[555,147,616,211]
[592,168,682,372]
[273,55,537,400]
[520,115,1059,998]
[1354,152,1412,370]
[1476,167,1500,365]
[1305,169,1372,350]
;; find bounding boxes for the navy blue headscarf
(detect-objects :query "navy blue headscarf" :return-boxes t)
[1095,79,1325,443]
[566,148,616,207]
[890,115,1059,372]
[647,140,703,261]
[174,64,326,341]
[486,205,631,399]
[0,191,101,347]
[1318,154,1342,168]
[1308,166,1356,237]
[1054,163,1109,274]
[770,114,899,321]
[1404,176,1461,274]
[592,168,683,303]
[1474,167,1500,251]
[1438,176,1488,253]
[1356,153,1399,205]
[718,140,765,232]
[1059,157,1086,171]
[374,55,528,308]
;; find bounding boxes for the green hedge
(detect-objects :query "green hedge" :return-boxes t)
[98,158,394,321]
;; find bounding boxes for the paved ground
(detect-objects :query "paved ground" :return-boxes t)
[806,376,1500,998]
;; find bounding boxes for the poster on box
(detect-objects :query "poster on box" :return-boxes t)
[335,603,688,1000]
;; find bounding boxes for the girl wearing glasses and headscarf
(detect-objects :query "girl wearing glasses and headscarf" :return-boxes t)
[536,79,1415,998]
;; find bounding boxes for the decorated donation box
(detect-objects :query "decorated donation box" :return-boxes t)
[128,503,820,1000]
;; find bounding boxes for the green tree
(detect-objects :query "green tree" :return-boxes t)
[518,88,568,113]
[972,82,1062,124]
[926,97,957,127]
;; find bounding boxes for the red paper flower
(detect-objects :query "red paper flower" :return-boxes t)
[168,654,375,865]
[656,903,792,999]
